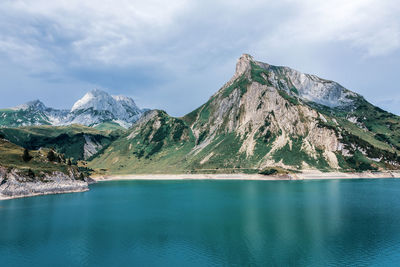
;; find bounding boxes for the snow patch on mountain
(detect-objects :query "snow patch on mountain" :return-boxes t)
[3,89,146,128]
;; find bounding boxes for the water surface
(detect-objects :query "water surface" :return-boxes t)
[1,179,400,266]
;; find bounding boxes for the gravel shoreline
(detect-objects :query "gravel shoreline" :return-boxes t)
[93,171,400,182]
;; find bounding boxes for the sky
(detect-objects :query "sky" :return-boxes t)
[0,0,399,116]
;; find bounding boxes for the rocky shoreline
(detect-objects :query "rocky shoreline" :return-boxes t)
[2,169,399,200]
[0,168,90,200]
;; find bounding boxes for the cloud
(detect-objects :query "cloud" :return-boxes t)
[253,0,400,57]
[3,0,398,66]
[0,0,399,115]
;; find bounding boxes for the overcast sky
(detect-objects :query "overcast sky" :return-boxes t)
[0,0,399,116]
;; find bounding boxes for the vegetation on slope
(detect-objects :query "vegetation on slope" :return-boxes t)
[0,108,51,127]
[88,59,400,174]
[3,57,399,176]
[0,138,81,179]
[0,124,121,162]
[93,121,126,131]
[88,110,196,174]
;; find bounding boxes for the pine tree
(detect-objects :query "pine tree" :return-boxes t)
[22,148,33,162]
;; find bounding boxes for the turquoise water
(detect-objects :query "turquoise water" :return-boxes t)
[1,179,400,266]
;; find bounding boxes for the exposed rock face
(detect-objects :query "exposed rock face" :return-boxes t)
[186,56,342,169]
[89,54,400,173]
[83,135,104,159]
[233,54,254,80]
[0,89,146,128]
[0,167,89,200]
[284,69,356,107]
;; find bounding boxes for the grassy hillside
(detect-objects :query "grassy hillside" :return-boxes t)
[94,121,126,131]
[0,124,121,162]
[88,110,196,174]
[0,138,80,177]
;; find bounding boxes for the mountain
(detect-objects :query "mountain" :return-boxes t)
[88,54,400,174]
[0,100,69,127]
[0,124,122,161]
[67,89,143,128]
[0,89,145,128]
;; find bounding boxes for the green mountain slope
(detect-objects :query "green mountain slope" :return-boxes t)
[0,108,51,127]
[89,110,195,174]
[89,54,400,174]
[0,125,122,162]
[0,137,80,177]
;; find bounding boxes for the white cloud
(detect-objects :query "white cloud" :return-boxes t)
[258,0,400,57]
[0,0,399,115]
[1,0,399,68]
[0,0,190,66]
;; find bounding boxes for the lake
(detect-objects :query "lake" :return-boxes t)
[1,179,400,266]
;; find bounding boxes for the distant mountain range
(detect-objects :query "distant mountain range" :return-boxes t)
[0,89,145,128]
[89,54,400,173]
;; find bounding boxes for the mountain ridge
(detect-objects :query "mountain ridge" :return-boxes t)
[0,89,145,128]
[88,54,400,174]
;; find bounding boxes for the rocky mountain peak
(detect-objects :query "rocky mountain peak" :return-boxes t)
[230,55,359,108]
[112,95,139,111]
[234,54,254,78]
[67,89,145,127]
[71,89,115,112]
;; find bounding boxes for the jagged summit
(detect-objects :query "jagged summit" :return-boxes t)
[227,54,359,108]
[1,89,146,128]
[234,54,254,77]
[68,89,144,127]
[72,89,125,113]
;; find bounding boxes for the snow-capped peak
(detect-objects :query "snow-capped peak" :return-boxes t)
[112,95,141,115]
[71,89,122,113]
[67,89,144,127]
[3,89,146,128]
[112,95,138,109]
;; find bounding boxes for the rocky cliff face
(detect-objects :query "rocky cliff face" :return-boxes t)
[182,54,399,171]
[89,54,400,174]
[183,54,347,169]
[0,167,89,200]
[0,89,145,128]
